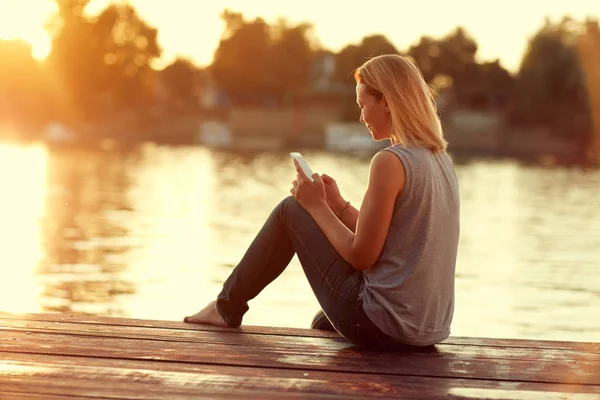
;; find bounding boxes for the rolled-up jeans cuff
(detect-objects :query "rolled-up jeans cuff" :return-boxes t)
[215,299,243,328]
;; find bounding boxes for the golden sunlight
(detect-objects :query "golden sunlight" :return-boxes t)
[0,144,47,312]
[0,0,598,72]
[447,388,597,399]
[0,0,55,59]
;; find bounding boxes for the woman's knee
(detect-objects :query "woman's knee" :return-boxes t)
[277,195,308,221]
[278,195,299,210]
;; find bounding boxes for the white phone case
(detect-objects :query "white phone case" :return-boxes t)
[290,152,314,182]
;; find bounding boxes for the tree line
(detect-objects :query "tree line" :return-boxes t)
[0,0,598,153]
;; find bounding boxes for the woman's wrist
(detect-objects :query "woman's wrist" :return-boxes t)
[335,199,351,219]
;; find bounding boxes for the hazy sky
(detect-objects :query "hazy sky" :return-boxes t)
[1,0,598,72]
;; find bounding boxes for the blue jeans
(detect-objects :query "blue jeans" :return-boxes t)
[215,196,412,351]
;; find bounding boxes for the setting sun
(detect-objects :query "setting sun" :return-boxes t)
[0,0,55,59]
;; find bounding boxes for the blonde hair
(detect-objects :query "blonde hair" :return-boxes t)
[354,54,447,152]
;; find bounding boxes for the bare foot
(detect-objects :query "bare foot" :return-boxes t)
[183,301,229,327]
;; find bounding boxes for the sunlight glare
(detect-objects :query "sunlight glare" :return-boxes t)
[0,0,55,59]
[0,0,598,72]
[0,144,48,312]
[448,387,598,399]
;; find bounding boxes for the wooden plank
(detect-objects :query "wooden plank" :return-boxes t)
[2,352,599,399]
[1,330,598,385]
[0,312,338,339]
[3,383,597,400]
[0,377,344,400]
[1,318,598,366]
[0,318,348,350]
[446,337,600,353]
[0,393,110,400]
[2,312,598,352]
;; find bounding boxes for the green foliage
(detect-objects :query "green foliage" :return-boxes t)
[211,10,317,105]
[577,20,600,159]
[0,2,596,154]
[160,58,203,113]
[453,60,515,109]
[46,0,161,122]
[514,17,594,143]
[408,28,478,85]
[333,35,398,84]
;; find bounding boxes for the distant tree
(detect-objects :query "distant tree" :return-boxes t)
[210,10,317,105]
[270,20,316,97]
[513,17,592,146]
[211,12,272,103]
[46,0,161,123]
[0,39,48,134]
[452,60,515,110]
[403,28,517,113]
[475,61,515,96]
[93,4,161,110]
[45,0,101,123]
[576,19,600,160]
[160,58,203,113]
[407,27,478,86]
[333,35,398,84]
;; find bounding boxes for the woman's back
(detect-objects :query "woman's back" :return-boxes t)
[359,144,460,346]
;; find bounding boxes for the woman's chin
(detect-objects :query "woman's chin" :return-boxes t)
[370,132,385,141]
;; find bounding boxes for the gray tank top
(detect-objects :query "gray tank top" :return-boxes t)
[359,144,460,346]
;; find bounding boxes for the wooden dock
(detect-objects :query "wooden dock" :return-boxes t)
[0,312,598,399]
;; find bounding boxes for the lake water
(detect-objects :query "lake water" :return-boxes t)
[1,142,599,342]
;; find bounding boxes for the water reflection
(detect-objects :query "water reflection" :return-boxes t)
[0,143,598,342]
[0,144,46,312]
[40,146,135,315]
[454,161,600,340]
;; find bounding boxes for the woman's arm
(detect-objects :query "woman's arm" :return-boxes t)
[330,199,359,233]
[307,151,405,271]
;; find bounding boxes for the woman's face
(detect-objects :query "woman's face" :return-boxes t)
[356,83,391,141]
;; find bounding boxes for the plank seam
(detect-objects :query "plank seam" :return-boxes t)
[1,347,598,387]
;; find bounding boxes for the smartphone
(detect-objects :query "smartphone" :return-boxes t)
[290,152,314,182]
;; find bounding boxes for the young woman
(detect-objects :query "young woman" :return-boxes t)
[184,54,460,351]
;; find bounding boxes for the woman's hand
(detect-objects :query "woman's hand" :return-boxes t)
[321,174,346,213]
[290,160,327,213]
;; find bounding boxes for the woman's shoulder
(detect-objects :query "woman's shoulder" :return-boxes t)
[370,149,406,172]
[381,144,435,160]
[382,145,454,177]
